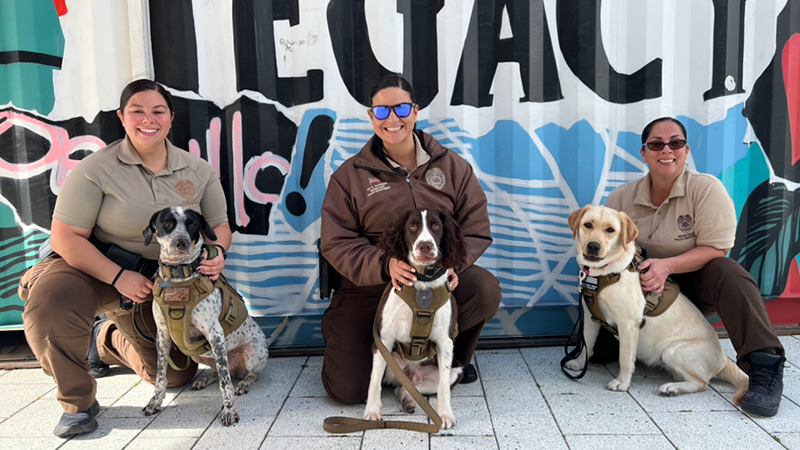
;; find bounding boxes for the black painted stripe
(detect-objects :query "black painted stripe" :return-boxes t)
[0,51,62,68]
[0,305,23,313]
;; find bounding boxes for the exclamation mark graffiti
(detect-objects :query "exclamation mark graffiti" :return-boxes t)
[285,114,335,217]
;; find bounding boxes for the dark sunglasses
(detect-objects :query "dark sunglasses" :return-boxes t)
[644,139,687,151]
[370,103,415,120]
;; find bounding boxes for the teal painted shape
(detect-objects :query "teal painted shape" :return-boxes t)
[0,202,19,228]
[0,228,48,327]
[719,142,771,220]
[0,0,64,114]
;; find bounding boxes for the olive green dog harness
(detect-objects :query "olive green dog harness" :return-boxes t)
[579,249,679,336]
[152,247,248,357]
[391,265,455,361]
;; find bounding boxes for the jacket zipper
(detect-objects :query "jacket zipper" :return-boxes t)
[354,151,446,210]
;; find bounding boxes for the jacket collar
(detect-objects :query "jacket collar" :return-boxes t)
[353,130,448,173]
[116,137,189,174]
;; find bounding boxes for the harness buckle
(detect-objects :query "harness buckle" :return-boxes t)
[409,338,427,358]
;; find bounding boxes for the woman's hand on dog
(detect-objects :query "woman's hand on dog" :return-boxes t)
[389,257,417,290]
[638,258,671,294]
[199,250,225,281]
[447,268,459,291]
[115,270,154,303]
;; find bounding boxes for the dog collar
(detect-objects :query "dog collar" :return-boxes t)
[412,263,448,282]
[160,244,219,279]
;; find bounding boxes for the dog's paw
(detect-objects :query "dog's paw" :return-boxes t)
[221,408,240,426]
[142,400,162,416]
[606,378,630,392]
[364,409,383,422]
[234,381,251,395]
[192,375,215,390]
[658,383,682,397]
[401,396,416,414]
[439,412,456,430]
[564,358,586,371]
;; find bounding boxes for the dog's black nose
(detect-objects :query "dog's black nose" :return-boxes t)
[587,241,601,255]
[418,241,434,254]
[176,239,190,251]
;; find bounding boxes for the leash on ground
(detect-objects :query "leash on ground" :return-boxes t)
[323,313,443,433]
[560,290,589,380]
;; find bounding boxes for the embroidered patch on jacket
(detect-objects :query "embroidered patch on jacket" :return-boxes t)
[367,177,390,197]
[425,167,446,190]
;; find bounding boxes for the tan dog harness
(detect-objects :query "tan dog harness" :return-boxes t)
[393,281,454,361]
[579,249,679,336]
[152,248,248,357]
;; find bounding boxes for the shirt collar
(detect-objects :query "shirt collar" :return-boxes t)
[633,167,688,207]
[384,133,430,171]
[117,137,189,173]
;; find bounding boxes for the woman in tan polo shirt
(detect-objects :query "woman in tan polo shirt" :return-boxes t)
[601,117,785,417]
[19,80,231,437]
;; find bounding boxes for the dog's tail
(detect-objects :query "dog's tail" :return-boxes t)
[717,358,749,405]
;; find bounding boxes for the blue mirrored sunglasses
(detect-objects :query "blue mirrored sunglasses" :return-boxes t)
[370,103,415,120]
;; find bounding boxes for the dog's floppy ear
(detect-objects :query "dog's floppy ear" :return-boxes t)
[199,214,217,242]
[379,211,411,261]
[440,212,468,270]
[618,211,639,244]
[567,206,591,238]
[143,211,160,246]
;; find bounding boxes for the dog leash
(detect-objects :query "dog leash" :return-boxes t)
[560,272,589,380]
[323,311,443,433]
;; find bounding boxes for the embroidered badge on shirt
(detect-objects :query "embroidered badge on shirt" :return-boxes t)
[177,180,199,206]
[677,214,693,232]
[425,167,446,190]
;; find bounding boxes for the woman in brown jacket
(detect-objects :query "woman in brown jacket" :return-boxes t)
[320,75,502,403]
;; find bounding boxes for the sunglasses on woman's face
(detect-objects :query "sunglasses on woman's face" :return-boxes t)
[644,139,687,151]
[370,103,415,120]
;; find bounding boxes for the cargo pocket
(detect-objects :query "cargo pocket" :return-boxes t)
[321,292,346,342]
[18,255,59,302]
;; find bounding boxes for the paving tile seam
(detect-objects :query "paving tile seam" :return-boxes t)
[259,356,309,444]
[521,350,573,450]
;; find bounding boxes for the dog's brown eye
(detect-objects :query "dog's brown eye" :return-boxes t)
[409,224,417,232]
[606,227,615,233]
[583,223,593,229]
[164,223,173,230]
[432,223,441,231]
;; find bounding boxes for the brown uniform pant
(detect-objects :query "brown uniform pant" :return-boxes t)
[593,257,785,372]
[19,256,197,413]
[670,257,784,372]
[321,264,502,404]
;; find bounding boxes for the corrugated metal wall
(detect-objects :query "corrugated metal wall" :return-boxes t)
[1,0,799,345]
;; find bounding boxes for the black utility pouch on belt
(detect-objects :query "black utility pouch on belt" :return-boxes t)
[317,240,341,299]
[89,234,141,271]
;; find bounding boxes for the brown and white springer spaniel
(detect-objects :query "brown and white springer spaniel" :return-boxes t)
[364,208,468,430]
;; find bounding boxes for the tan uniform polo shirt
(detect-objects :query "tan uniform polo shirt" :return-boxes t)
[384,133,431,171]
[605,168,735,259]
[54,137,228,260]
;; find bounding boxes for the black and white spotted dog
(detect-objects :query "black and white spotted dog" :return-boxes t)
[141,207,268,426]
[365,208,468,430]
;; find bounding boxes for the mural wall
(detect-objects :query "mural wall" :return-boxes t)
[1,0,799,341]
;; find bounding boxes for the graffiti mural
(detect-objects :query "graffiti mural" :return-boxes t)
[1,0,799,340]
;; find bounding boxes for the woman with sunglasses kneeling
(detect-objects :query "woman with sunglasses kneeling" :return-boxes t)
[598,117,786,417]
[319,75,502,404]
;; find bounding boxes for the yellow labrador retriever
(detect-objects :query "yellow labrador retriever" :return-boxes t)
[566,205,748,402]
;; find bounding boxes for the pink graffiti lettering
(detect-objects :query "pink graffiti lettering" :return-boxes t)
[0,111,106,189]
[784,33,800,165]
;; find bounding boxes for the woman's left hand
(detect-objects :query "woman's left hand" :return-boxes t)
[638,258,671,294]
[199,248,225,280]
[447,268,459,291]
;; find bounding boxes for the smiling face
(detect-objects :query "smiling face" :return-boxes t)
[641,120,690,182]
[368,87,418,152]
[117,90,174,154]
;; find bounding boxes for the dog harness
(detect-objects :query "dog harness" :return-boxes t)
[579,248,679,336]
[152,246,249,357]
[391,264,455,361]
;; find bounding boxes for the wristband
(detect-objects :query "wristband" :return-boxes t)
[214,244,228,260]
[111,268,125,286]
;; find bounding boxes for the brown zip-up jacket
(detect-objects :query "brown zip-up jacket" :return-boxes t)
[321,130,492,287]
